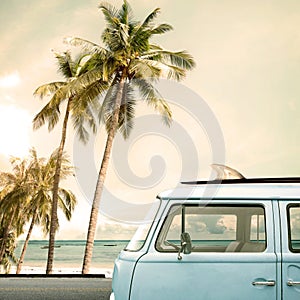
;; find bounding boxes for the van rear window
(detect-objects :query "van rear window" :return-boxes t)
[287,204,300,253]
[156,204,266,253]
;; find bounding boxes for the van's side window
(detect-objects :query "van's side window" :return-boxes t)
[288,204,300,253]
[156,205,266,253]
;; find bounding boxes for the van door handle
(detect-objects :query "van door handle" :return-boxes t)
[287,280,300,286]
[252,280,275,286]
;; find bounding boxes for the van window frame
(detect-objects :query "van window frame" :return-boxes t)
[124,199,162,252]
[155,203,267,253]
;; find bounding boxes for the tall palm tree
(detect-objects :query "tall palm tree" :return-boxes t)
[65,0,195,274]
[33,51,107,274]
[16,149,76,274]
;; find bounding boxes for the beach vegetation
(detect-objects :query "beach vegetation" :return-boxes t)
[16,149,76,274]
[0,155,32,266]
[0,149,76,274]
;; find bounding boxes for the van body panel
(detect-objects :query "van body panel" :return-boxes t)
[131,255,276,300]
[110,251,144,300]
[279,201,300,299]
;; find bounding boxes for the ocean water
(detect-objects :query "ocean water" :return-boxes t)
[14,240,129,271]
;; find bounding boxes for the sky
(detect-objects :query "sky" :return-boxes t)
[1,0,300,240]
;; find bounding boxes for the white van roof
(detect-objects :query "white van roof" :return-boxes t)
[158,178,300,200]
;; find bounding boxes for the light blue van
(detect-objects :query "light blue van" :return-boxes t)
[110,174,300,300]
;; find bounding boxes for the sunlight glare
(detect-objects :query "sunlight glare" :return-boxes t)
[0,105,31,157]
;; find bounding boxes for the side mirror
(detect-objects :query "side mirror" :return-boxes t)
[177,232,192,260]
[181,232,192,254]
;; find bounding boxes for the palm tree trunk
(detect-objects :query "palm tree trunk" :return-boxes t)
[16,213,37,274]
[82,77,126,274]
[46,99,71,274]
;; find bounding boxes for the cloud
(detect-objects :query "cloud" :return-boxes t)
[96,222,138,240]
[0,71,21,88]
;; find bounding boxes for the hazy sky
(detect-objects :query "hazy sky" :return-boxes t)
[1,0,300,239]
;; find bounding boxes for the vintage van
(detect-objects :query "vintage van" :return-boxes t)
[110,171,300,300]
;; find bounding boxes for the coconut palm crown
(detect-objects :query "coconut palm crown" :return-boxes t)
[66,0,195,138]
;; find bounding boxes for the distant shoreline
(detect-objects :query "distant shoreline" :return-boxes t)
[13,240,123,278]
[17,239,130,242]
[9,266,113,278]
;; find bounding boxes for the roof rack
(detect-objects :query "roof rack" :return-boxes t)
[181,164,300,185]
[181,177,300,185]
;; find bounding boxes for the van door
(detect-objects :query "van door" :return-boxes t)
[130,200,277,300]
[280,202,300,299]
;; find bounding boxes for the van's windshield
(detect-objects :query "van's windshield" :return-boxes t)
[125,199,161,251]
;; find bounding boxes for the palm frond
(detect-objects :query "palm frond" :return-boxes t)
[54,51,74,78]
[129,59,162,79]
[99,2,120,27]
[102,55,119,81]
[33,82,66,99]
[102,25,129,51]
[64,37,107,55]
[33,84,70,131]
[164,64,187,81]
[167,51,196,70]
[100,81,119,125]
[118,0,133,25]
[99,1,132,51]
[76,123,90,143]
[74,102,98,136]
[42,214,51,235]
[141,50,196,71]
[149,23,173,35]
[130,8,160,44]
[0,173,16,187]
[32,100,61,131]
[149,44,163,51]
[48,150,74,179]
[140,8,161,28]
[133,78,172,126]
[69,68,103,91]
[70,80,110,143]
[71,111,91,144]
[117,83,136,139]
[57,189,76,221]
[78,52,105,74]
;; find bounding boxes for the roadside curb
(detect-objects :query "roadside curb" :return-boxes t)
[0,274,106,278]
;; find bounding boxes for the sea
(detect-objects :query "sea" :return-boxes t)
[13,240,129,276]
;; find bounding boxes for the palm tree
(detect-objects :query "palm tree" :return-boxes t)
[0,157,31,263]
[65,0,195,274]
[16,149,76,274]
[33,51,107,274]
[0,229,17,274]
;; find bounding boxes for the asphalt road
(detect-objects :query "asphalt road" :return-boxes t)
[0,277,112,300]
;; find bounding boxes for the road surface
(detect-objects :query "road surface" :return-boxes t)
[0,277,112,300]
